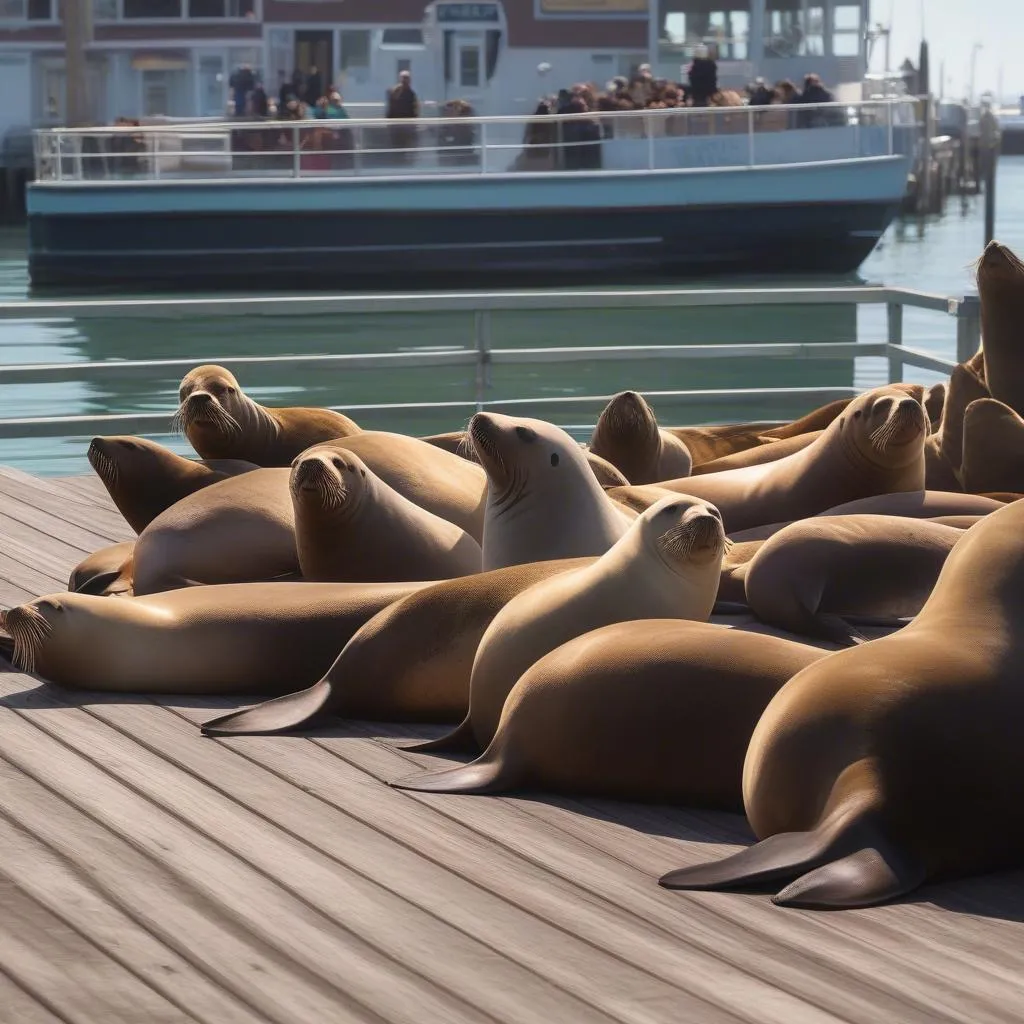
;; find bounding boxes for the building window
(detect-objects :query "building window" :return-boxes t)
[0,0,26,19]
[27,0,53,19]
[94,0,119,19]
[832,3,862,57]
[381,28,423,46]
[188,0,254,15]
[339,29,370,70]
[124,0,182,17]
[198,54,226,115]
[658,2,750,64]
[458,44,480,88]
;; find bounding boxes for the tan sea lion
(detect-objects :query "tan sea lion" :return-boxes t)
[391,620,827,804]
[760,397,854,439]
[664,422,784,466]
[291,446,481,582]
[643,387,928,533]
[201,557,594,736]
[924,382,946,430]
[588,391,693,484]
[744,515,966,646]
[420,430,474,459]
[0,581,428,693]
[660,497,1024,909]
[691,431,821,476]
[717,539,764,603]
[307,431,488,541]
[131,468,298,595]
[87,435,258,534]
[468,412,632,571]
[67,541,135,597]
[175,364,360,466]
[960,398,1024,495]
[606,483,676,515]
[976,240,1024,416]
[584,450,631,489]
[925,361,991,491]
[416,493,726,755]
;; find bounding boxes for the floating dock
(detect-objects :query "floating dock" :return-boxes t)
[1,466,1024,1022]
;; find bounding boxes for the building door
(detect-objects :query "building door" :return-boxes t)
[294,31,333,93]
[453,33,485,101]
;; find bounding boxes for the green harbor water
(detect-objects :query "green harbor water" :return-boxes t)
[3,156,1023,475]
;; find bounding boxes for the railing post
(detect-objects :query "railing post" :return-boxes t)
[646,113,654,170]
[474,309,491,412]
[955,293,982,364]
[480,119,487,174]
[886,301,904,383]
[747,106,754,166]
[293,124,301,178]
[887,99,894,156]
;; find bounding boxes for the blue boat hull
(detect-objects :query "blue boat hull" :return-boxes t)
[26,158,910,289]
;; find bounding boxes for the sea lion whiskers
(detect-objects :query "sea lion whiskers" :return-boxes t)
[658,512,724,564]
[1,604,52,674]
[469,419,507,481]
[87,440,118,484]
[292,456,348,513]
[869,399,925,453]
[172,392,242,438]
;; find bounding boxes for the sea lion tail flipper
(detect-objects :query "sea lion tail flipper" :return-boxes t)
[201,679,334,736]
[807,613,871,648]
[388,743,520,795]
[773,845,924,910]
[71,569,133,596]
[398,716,480,754]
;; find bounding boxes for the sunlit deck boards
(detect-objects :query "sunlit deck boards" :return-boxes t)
[2,466,1024,1023]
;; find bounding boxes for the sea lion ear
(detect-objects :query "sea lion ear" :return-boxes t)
[550,453,560,467]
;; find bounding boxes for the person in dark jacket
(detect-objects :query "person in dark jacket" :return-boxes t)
[797,73,844,126]
[386,70,420,164]
[304,65,323,107]
[687,44,718,107]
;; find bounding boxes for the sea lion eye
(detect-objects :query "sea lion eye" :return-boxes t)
[331,457,345,470]
[360,469,366,478]
[853,410,863,419]
[550,453,560,467]
[515,426,537,443]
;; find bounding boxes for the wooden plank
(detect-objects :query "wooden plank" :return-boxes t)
[314,722,1022,1024]
[0,472,131,545]
[0,578,36,610]
[0,811,271,1024]
[0,752,373,1024]
[163,701,932,1024]
[0,509,94,584]
[0,875,197,1024]
[0,968,66,1024]
[83,697,742,1024]
[0,684,554,1024]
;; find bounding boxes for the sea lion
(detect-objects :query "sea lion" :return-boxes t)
[131,468,298,595]
[717,539,764,603]
[175,364,360,466]
[691,431,821,476]
[291,446,481,582]
[391,620,827,805]
[744,515,966,646]
[659,497,1024,909]
[87,435,258,534]
[0,581,428,693]
[468,412,632,570]
[664,422,785,466]
[420,430,474,460]
[584,451,631,489]
[310,431,488,541]
[960,398,1024,495]
[925,361,991,491]
[606,483,676,515]
[67,541,135,597]
[644,387,928,533]
[976,240,1024,416]
[417,493,726,755]
[201,557,594,736]
[760,397,854,439]
[924,382,946,430]
[588,391,693,484]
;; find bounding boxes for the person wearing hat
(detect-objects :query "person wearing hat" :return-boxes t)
[687,43,718,107]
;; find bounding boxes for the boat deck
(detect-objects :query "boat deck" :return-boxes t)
[2,465,1024,1024]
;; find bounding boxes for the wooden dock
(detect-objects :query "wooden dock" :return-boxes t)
[2,465,1024,1024]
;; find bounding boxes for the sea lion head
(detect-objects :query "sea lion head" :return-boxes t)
[646,493,727,570]
[0,596,63,674]
[590,391,660,473]
[468,411,593,509]
[88,435,184,487]
[174,364,247,440]
[977,240,1024,292]
[289,444,367,519]
[961,398,1024,494]
[840,386,928,471]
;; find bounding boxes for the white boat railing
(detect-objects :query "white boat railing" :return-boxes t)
[31,99,917,184]
[0,283,977,441]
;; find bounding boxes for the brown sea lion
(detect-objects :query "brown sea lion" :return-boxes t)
[175,364,360,466]
[588,391,693,484]
[960,398,1024,496]
[924,361,991,491]
[760,397,854,439]
[641,387,928,533]
[0,581,428,694]
[660,497,1024,909]
[308,431,488,541]
[87,435,258,534]
[67,541,135,597]
[664,422,784,466]
[131,468,298,595]
[606,483,677,515]
[744,515,966,646]
[924,382,946,430]
[391,620,827,804]
[691,431,822,476]
[200,557,594,736]
[420,430,474,459]
[976,240,1024,416]
[584,451,631,489]
[416,493,726,755]
[291,446,481,582]
[717,539,764,603]
[468,412,632,571]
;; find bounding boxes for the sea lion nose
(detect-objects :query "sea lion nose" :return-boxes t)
[191,392,213,404]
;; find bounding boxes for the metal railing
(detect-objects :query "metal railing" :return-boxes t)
[31,99,917,183]
[0,284,977,442]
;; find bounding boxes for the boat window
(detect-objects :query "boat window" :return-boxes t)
[26,0,52,17]
[381,28,424,46]
[832,4,862,57]
[657,1,750,64]
[93,0,118,18]
[0,0,25,20]
[124,0,182,16]
[340,29,371,69]
[198,55,226,116]
[459,45,481,88]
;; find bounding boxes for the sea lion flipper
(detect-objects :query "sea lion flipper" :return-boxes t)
[389,750,516,795]
[71,569,131,596]
[659,829,836,891]
[809,614,870,648]
[399,716,479,754]
[201,678,334,736]
[772,846,925,910]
